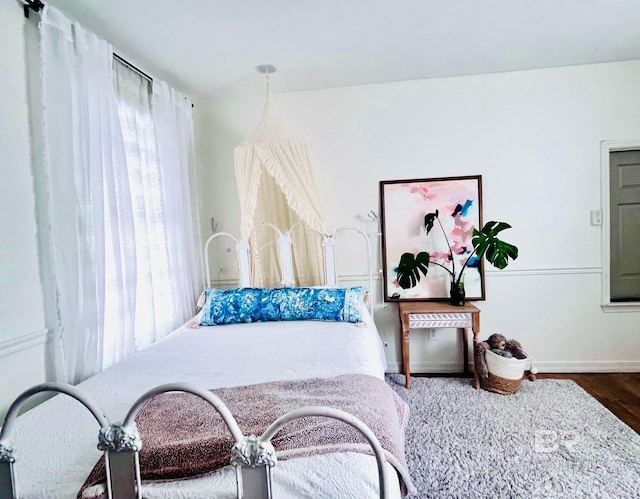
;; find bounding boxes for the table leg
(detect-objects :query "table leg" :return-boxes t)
[400,313,411,389]
[461,327,469,376]
[472,328,480,389]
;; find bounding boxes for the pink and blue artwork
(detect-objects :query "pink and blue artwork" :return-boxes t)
[380,175,485,301]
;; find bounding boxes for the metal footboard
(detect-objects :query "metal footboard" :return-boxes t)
[0,383,110,499]
[0,382,389,499]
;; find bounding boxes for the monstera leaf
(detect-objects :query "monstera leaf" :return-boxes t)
[471,221,519,269]
[396,251,430,289]
[393,214,518,297]
[424,210,439,235]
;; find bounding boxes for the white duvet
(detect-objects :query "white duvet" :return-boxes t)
[9,315,401,498]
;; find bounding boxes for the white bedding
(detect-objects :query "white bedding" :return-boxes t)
[9,315,400,498]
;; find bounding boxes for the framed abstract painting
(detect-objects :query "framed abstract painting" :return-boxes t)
[380,175,485,302]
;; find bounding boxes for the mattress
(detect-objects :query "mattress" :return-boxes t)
[8,313,400,498]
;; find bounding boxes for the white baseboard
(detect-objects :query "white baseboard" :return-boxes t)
[530,361,640,372]
[0,328,49,358]
[386,360,640,374]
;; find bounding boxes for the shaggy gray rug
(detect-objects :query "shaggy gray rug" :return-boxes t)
[386,374,640,498]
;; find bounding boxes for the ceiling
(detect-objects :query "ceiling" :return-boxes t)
[43,0,640,99]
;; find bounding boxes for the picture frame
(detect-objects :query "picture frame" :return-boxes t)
[379,175,485,302]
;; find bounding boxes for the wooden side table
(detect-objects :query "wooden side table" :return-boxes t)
[399,302,481,389]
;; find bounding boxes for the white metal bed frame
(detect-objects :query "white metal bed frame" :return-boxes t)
[0,382,390,499]
[0,225,388,499]
[203,223,375,318]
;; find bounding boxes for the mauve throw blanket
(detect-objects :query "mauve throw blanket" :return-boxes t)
[79,374,416,497]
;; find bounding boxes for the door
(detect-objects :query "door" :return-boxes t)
[609,150,640,301]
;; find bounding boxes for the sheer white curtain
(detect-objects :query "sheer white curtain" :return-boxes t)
[40,6,202,383]
[152,81,202,324]
[110,61,174,356]
[40,6,136,383]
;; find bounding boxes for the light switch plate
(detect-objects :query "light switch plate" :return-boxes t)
[590,209,602,226]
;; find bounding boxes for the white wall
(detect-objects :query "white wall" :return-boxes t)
[0,3,48,418]
[196,60,640,373]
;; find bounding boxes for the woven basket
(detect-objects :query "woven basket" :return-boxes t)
[480,349,530,395]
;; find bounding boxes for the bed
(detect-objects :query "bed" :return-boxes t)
[0,226,413,498]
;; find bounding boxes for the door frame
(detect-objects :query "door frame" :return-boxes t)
[600,139,640,312]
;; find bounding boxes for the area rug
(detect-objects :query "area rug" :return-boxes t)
[386,374,640,498]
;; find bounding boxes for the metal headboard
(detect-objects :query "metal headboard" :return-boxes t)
[322,226,374,318]
[202,224,375,319]
[203,232,251,289]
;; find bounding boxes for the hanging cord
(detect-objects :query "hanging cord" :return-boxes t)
[264,71,271,98]
[249,64,288,142]
[256,64,276,95]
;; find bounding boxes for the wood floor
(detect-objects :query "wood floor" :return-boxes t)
[418,372,640,434]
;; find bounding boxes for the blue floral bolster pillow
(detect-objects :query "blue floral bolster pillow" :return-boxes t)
[200,286,366,326]
[200,288,263,326]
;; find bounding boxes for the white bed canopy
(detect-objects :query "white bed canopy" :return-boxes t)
[234,72,329,287]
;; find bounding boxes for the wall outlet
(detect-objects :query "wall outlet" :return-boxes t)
[428,329,438,340]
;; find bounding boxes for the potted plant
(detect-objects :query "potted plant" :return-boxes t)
[395,209,518,305]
